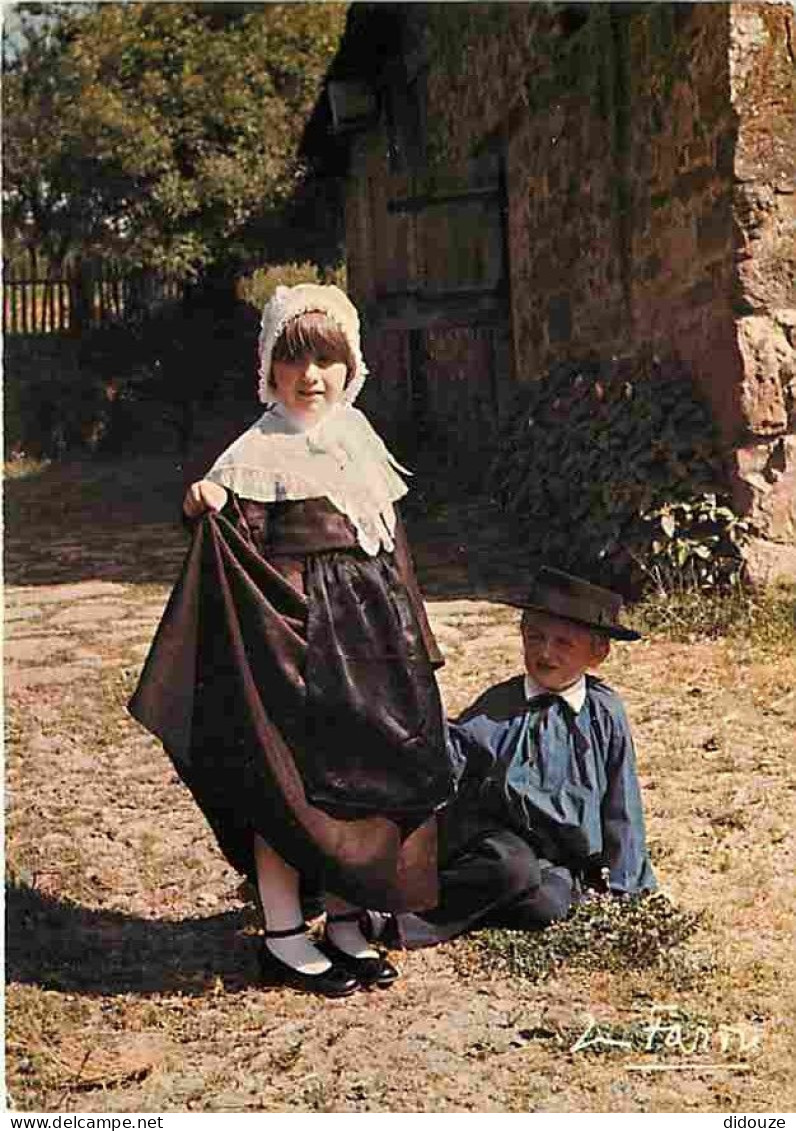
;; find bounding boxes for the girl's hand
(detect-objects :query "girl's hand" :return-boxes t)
[183,479,228,517]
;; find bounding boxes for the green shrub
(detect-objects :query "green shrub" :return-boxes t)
[237,260,347,312]
[3,289,260,459]
[453,891,705,984]
[631,577,796,645]
[489,355,750,595]
[3,335,108,458]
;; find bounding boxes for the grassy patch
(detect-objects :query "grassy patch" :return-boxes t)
[452,892,707,986]
[629,580,796,647]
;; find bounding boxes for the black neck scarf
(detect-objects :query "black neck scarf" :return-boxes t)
[525,692,588,760]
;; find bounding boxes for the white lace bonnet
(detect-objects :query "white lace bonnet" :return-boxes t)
[206,282,408,556]
[257,283,368,405]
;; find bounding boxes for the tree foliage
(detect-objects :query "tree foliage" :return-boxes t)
[2,1,348,276]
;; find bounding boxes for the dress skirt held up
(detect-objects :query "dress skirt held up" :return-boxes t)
[128,494,453,913]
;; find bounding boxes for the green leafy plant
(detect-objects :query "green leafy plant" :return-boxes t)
[635,495,751,593]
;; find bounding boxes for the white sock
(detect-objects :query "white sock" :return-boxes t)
[326,897,379,959]
[253,834,331,974]
[265,931,331,975]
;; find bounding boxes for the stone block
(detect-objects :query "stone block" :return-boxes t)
[773,308,796,352]
[743,536,796,586]
[4,637,71,664]
[48,602,130,628]
[734,434,796,541]
[6,582,128,605]
[737,316,793,435]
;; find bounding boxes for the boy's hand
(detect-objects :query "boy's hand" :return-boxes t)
[183,479,228,517]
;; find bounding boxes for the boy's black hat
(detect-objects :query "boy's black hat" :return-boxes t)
[507,566,641,641]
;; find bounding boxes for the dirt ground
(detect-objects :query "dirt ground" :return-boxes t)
[4,458,796,1113]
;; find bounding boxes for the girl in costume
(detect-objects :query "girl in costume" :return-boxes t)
[130,284,454,997]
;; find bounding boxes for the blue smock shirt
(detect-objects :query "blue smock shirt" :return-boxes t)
[447,674,656,894]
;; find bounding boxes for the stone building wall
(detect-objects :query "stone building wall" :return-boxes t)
[342,2,796,576]
[728,3,796,578]
[419,5,740,391]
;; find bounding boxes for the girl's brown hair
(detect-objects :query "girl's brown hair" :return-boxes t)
[270,311,354,385]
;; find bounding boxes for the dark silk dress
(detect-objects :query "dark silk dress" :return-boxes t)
[128,493,453,912]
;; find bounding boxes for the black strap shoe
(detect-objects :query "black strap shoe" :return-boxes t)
[257,923,360,998]
[323,912,400,989]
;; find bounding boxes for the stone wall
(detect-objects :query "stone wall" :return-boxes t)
[419,5,738,387]
[343,2,796,577]
[729,3,796,579]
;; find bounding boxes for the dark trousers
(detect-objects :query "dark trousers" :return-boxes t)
[394,827,574,950]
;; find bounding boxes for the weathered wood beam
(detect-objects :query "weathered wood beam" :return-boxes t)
[364,286,508,331]
[387,186,499,214]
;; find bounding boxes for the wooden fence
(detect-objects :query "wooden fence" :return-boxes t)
[2,262,184,335]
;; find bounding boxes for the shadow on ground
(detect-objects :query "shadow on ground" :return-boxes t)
[4,459,189,588]
[4,458,530,599]
[5,880,257,997]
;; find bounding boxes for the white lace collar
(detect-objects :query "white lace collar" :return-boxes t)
[205,404,410,556]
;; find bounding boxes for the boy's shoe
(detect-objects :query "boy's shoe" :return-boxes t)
[360,909,401,949]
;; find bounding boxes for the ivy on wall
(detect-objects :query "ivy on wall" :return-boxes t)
[488,355,750,595]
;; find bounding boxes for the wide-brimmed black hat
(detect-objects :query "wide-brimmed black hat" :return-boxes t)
[506,566,641,641]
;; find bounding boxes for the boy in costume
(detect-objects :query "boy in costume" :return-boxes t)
[383,567,657,949]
